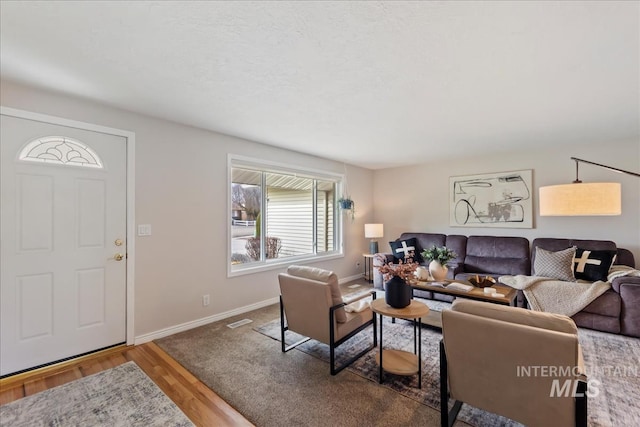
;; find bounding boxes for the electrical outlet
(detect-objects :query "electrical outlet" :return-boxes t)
[202,294,210,307]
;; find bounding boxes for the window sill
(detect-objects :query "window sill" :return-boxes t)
[227,252,344,278]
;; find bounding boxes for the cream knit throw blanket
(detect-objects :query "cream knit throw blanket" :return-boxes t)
[607,265,640,281]
[499,275,610,317]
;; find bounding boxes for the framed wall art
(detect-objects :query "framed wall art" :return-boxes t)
[449,169,533,228]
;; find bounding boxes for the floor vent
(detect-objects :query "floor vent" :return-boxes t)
[347,284,362,289]
[227,319,253,329]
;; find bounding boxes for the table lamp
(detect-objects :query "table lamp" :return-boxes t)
[364,223,384,254]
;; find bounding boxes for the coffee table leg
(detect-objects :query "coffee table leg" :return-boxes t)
[378,313,383,384]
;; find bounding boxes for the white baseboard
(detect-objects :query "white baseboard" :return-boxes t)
[135,274,370,345]
[134,296,279,344]
[339,273,367,284]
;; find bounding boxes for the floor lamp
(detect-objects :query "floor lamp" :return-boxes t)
[539,157,639,216]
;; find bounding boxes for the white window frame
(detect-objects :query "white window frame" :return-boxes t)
[228,154,344,277]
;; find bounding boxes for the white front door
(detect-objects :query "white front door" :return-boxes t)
[1,114,127,376]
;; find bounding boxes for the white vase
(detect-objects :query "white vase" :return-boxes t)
[429,260,448,281]
[414,266,430,281]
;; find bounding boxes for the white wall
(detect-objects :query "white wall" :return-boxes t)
[373,140,640,263]
[4,79,637,342]
[0,80,375,339]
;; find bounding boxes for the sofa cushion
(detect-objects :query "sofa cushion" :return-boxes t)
[574,248,617,282]
[579,289,621,317]
[571,311,621,334]
[445,234,468,266]
[464,236,531,276]
[389,238,423,263]
[533,246,576,281]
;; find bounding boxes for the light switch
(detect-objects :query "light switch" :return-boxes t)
[137,224,152,236]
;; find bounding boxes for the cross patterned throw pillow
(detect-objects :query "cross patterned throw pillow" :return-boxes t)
[389,238,423,264]
[573,249,617,282]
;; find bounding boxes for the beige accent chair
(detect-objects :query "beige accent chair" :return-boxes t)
[441,299,587,427]
[278,265,376,375]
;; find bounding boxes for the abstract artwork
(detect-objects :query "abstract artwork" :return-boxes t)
[450,169,533,228]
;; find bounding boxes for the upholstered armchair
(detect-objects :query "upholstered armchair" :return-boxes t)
[440,300,587,427]
[278,265,377,375]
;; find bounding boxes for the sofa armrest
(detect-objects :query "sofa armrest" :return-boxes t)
[372,253,394,289]
[449,262,464,278]
[374,253,394,264]
[611,276,640,293]
[610,276,640,337]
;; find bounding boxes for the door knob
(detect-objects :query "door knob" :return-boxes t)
[110,253,125,261]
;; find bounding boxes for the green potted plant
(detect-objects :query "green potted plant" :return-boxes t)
[421,245,458,281]
[338,196,354,210]
[337,196,355,220]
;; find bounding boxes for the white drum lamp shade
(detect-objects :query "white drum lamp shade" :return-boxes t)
[538,157,638,217]
[539,182,621,216]
[364,223,384,254]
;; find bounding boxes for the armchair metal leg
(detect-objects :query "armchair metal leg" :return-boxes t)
[280,296,286,353]
[575,380,588,427]
[373,303,378,347]
[282,336,311,352]
[440,339,462,427]
[329,338,372,375]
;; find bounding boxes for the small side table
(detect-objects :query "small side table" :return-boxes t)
[370,299,430,388]
[362,253,374,283]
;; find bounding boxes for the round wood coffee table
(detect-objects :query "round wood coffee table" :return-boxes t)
[370,298,430,388]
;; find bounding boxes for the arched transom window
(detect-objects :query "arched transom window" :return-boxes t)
[18,136,103,169]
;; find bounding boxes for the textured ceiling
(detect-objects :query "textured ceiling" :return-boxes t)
[1,1,638,169]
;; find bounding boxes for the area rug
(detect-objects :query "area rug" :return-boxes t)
[255,312,519,427]
[255,305,640,427]
[0,361,194,427]
[156,302,445,426]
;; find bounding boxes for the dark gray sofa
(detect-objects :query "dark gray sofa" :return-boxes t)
[373,232,638,337]
[532,238,639,338]
[373,233,531,302]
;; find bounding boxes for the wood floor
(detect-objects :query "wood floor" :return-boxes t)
[0,342,253,426]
